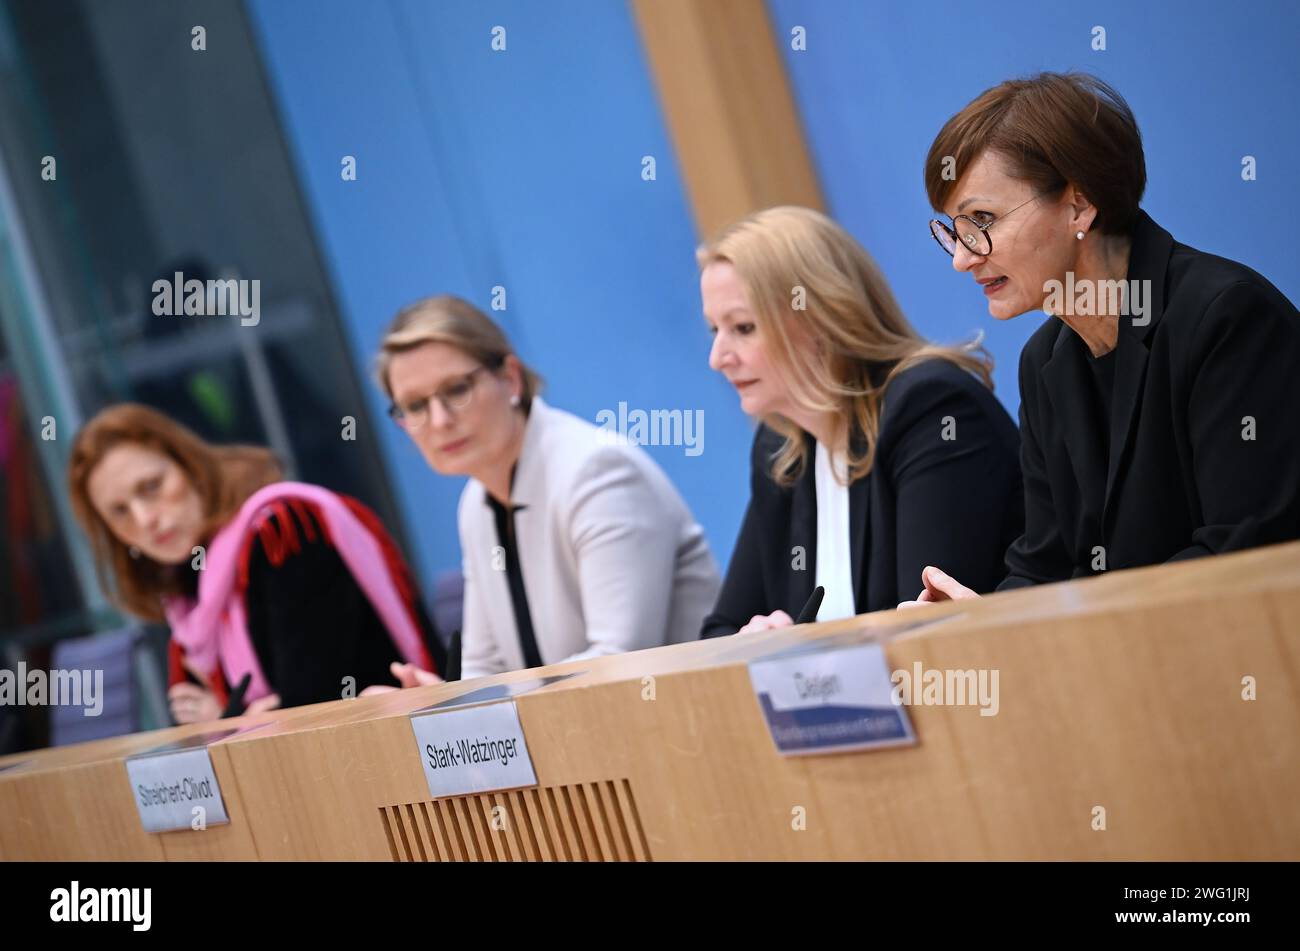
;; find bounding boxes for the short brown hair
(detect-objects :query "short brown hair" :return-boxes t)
[925,72,1146,235]
[68,404,282,620]
[375,295,542,410]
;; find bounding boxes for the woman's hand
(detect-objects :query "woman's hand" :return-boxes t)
[736,610,795,635]
[244,693,281,715]
[168,683,280,722]
[898,566,981,609]
[390,661,443,688]
[168,682,222,724]
[359,661,445,695]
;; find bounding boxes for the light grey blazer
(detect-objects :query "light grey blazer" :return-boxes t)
[457,397,720,679]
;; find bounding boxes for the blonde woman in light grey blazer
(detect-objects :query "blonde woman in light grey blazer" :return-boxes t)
[376,295,720,681]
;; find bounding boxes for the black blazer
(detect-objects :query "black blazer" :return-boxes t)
[1000,210,1300,590]
[701,358,1022,637]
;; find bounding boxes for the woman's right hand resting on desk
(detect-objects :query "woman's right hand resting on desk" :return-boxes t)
[897,566,981,609]
[736,610,794,634]
[359,661,444,695]
[168,682,280,724]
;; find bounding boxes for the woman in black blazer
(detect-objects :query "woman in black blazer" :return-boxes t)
[698,206,1022,637]
[908,72,1300,605]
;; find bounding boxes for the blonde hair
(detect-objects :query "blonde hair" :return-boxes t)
[375,295,542,408]
[697,206,993,486]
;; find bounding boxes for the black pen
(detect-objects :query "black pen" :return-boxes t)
[795,586,825,624]
[222,673,253,718]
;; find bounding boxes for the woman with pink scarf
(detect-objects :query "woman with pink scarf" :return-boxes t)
[68,404,444,724]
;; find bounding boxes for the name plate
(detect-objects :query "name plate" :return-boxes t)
[410,700,537,799]
[748,642,916,756]
[125,747,230,833]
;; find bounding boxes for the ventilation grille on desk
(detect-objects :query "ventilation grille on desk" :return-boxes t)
[379,778,651,861]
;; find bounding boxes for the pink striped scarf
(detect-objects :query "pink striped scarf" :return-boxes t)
[162,481,429,703]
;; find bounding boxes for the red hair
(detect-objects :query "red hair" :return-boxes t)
[67,404,282,620]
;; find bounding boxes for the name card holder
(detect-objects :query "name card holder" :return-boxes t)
[125,744,230,833]
[748,642,916,756]
[409,700,538,799]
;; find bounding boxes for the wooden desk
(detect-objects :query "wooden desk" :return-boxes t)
[3,542,1298,860]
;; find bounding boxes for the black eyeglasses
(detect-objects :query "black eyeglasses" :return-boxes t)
[929,194,1042,257]
[387,361,500,431]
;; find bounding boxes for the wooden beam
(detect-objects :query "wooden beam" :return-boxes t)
[630,0,824,239]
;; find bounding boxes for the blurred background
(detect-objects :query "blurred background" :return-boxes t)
[1,0,1295,751]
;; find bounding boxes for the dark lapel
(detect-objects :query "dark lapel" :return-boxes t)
[1103,211,1172,531]
[848,467,871,611]
[789,442,818,612]
[1041,324,1107,505]
[844,428,871,612]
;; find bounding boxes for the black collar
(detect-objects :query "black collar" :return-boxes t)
[483,463,527,514]
[1042,208,1175,531]
[1048,208,1175,363]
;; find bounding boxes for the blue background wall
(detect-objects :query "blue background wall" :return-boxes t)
[769,0,1300,411]
[248,0,1299,585]
[246,0,755,584]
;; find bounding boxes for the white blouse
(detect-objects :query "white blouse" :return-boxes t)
[813,442,857,622]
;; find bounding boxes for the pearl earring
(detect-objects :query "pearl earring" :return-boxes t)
[510,394,520,407]
[1075,230,1085,240]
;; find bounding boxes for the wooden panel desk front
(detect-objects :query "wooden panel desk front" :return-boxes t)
[2,542,1297,861]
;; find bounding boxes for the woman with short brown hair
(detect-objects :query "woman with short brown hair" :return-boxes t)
[908,72,1300,604]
